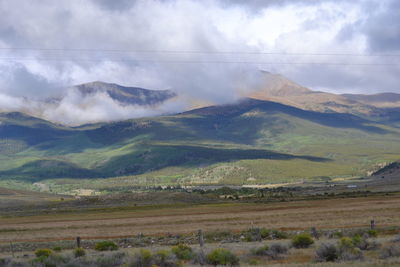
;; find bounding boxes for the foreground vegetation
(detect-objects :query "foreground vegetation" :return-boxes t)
[2,229,400,266]
[1,182,400,266]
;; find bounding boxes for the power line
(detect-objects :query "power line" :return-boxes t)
[0,57,398,66]
[0,47,400,57]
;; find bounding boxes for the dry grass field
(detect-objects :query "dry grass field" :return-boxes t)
[1,194,400,244]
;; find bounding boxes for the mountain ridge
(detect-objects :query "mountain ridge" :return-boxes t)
[1,97,400,184]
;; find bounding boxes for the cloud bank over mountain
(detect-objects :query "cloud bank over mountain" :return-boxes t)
[0,0,399,124]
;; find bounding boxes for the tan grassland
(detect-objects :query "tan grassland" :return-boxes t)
[1,194,400,243]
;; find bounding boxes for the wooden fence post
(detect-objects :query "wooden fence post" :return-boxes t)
[76,236,81,248]
[9,242,14,258]
[198,229,204,247]
[311,227,319,240]
[255,228,262,242]
[198,230,205,265]
[370,220,375,230]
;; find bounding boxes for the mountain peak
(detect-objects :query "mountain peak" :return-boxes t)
[247,72,381,115]
[72,81,177,106]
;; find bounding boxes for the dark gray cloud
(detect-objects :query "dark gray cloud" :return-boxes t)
[0,64,56,99]
[92,0,137,11]
[363,0,400,53]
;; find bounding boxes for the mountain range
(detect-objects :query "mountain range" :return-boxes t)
[0,73,399,190]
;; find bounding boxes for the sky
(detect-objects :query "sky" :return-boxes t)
[0,0,399,124]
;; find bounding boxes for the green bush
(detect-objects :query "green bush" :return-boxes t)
[367,229,378,238]
[333,231,343,238]
[271,230,288,239]
[35,248,53,258]
[207,248,239,266]
[338,237,364,261]
[248,258,261,265]
[171,244,194,261]
[130,249,153,267]
[74,247,86,258]
[156,249,171,261]
[338,237,354,250]
[292,233,314,248]
[251,244,269,256]
[95,240,119,251]
[350,234,380,251]
[52,246,62,252]
[260,228,271,239]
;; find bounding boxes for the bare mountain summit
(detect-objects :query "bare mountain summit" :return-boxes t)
[248,72,384,116]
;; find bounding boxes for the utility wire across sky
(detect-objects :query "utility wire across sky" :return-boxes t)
[0,57,398,66]
[0,47,400,57]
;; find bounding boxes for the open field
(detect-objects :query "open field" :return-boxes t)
[1,194,400,244]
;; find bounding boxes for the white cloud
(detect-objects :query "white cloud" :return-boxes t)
[0,0,398,124]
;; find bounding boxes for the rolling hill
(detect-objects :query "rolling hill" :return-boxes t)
[343,93,400,108]
[1,97,399,191]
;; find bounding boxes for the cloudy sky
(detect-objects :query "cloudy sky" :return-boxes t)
[0,0,399,124]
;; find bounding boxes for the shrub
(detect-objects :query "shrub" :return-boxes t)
[52,246,62,252]
[129,249,153,267]
[260,228,271,239]
[248,258,261,265]
[271,230,288,239]
[315,243,338,262]
[251,243,288,260]
[153,250,180,267]
[95,252,127,267]
[207,248,239,266]
[338,235,380,251]
[332,231,343,238]
[95,240,119,251]
[269,243,288,257]
[338,237,363,261]
[392,234,400,243]
[35,248,53,258]
[380,244,400,259]
[339,248,363,261]
[367,229,378,238]
[292,233,314,248]
[205,230,232,242]
[338,237,354,250]
[354,234,380,251]
[41,254,71,267]
[74,248,86,258]
[171,244,194,261]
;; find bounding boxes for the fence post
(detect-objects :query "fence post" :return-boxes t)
[198,230,205,265]
[370,220,375,230]
[76,236,81,248]
[311,227,319,240]
[9,242,14,258]
[198,229,204,247]
[255,228,262,242]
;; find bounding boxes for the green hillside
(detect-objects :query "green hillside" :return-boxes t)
[0,98,399,190]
